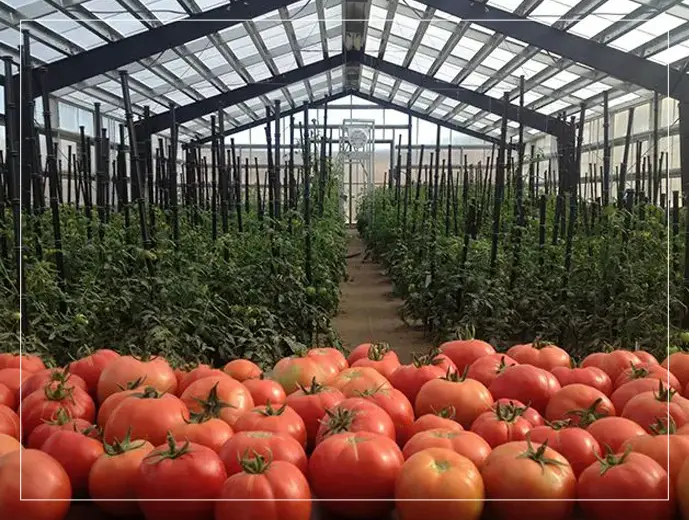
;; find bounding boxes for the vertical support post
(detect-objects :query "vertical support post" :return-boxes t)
[679,101,689,327]
[602,91,610,207]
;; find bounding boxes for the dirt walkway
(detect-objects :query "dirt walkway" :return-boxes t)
[332,230,429,364]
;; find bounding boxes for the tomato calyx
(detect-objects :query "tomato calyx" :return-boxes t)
[544,419,573,431]
[493,402,527,423]
[366,342,391,361]
[452,325,476,341]
[594,445,633,475]
[431,405,457,420]
[297,377,328,395]
[116,377,147,392]
[626,363,650,381]
[649,416,676,435]
[256,402,288,417]
[321,407,357,437]
[238,450,274,474]
[495,356,514,375]
[412,347,445,368]
[442,366,469,383]
[516,438,565,472]
[144,432,191,463]
[653,379,676,402]
[103,427,147,456]
[131,386,166,400]
[44,381,76,403]
[565,398,610,427]
[531,337,553,350]
[43,407,74,426]
[191,383,235,417]
[355,382,390,398]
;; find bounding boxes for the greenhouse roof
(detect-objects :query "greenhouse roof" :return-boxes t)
[2,0,688,142]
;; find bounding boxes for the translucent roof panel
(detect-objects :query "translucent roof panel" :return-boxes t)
[609,13,685,52]
[420,24,453,50]
[452,36,484,61]
[392,13,421,41]
[487,0,523,13]
[650,42,689,65]
[568,0,640,39]
[528,0,578,26]
[461,72,491,89]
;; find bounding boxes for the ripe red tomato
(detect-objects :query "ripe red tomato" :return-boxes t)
[20,381,96,439]
[623,428,689,488]
[402,428,492,469]
[97,384,146,428]
[0,353,46,373]
[309,432,404,519]
[615,363,681,391]
[307,347,347,377]
[545,384,615,426]
[0,433,21,456]
[0,383,14,409]
[351,343,401,380]
[170,415,233,453]
[271,355,328,394]
[89,431,154,517]
[0,368,30,397]
[0,405,19,439]
[27,407,95,449]
[583,350,642,383]
[526,423,601,477]
[219,430,308,477]
[578,451,672,520]
[622,384,689,432]
[586,416,646,453]
[493,398,544,427]
[215,454,311,520]
[354,385,414,447]
[234,403,307,447]
[315,397,395,445]
[389,352,449,404]
[611,378,668,413]
[97,355,177,403]
[180,376,254,428]
[662,351,689,390]
[178,366,229,395]
[415,369,493,428]
[285,379,345,449]
[68,349,119,397]
[489,364,561,414]
[470,402,533,448]
[506,341,570,371]
[136,435,228,520]
[403,408,463,446]
[551,365,613,395]
[0,449,72,520]
[466,354,518,388]
[223,358,262,381]
[329,367,391,396]
[19,368,88,401]
[481,440,576,520]
[103,388,189,446]
[678,458,689,519]
[438,338,495,373]
[395,448,484,520]
[243,376,287,406]
[41,429,104,496]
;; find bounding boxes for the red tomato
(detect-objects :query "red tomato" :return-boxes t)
[622,384,689,432]
[615,363,681,391]
[395,448,485,520]
[611,378,668,413]
[678,458,689,520]
[215,454,311,520]
[20,381,96,439]
[243,376,287,406]
[438,338,495,373]
[316,397,395,445]
[0,383,14,410]
[0,353,46,373]
[583,350,642,383]
[0,449,72,520]
[307,347,348,375]
[41,429,104,496]
[545,384,616,426]
[136,435,227,520]
[68,349,119,397]
[586,416,646,453]
[27,407,96,450]
[470,402,533,448]
[578,451,672,520]
[0,368,30,397]
[103,388,189,446]
[89,431,154,517]
[402,428,492,469]
[234,403,307,447]
[285,379,345,450]
[178,366,229,395]
[222,359,262,381]
[170,415,233,453]
[97,355,177,403]
[662,351,689,391]
[0,433,21,456]
[634,350,659,366]
[0,405,18,439]
[347,342,384,365]
[219,430,308,477]
[329,367,391,396]
[493,398,544,427]
[481,440,576,520]
[489,364,561,414]
[351,343,401,380]
[354,385,414,447]
[466,354,518,388]
[623,429,689,488]
[309,432,404,519]
[506,341,570,371]
[526,423,601,477]
[415,369,494,429]
[97,384,146,428]
[180,376,254,428]
[19,368,88,401]
[551,365,612,395]
[271,355,328,394]
[403,408,464,446]
[389,351,449,404]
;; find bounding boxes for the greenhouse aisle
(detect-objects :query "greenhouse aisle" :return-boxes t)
[333,230,428,364]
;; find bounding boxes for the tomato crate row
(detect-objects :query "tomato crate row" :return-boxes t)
[1,339,688,520]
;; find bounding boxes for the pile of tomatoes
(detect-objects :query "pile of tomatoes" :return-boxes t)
[1,340,689,520]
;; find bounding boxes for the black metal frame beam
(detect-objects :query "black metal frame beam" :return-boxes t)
[421,0,689,101]
[356,52,569,137]
[143,54,346,135]
[354,91,515,148]
[18,0,298,96]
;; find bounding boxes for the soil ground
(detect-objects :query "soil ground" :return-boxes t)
[332,230,429,364]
